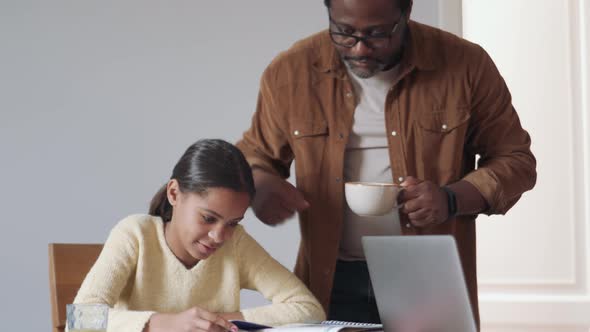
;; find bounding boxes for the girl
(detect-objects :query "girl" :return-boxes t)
[73,139,325,332]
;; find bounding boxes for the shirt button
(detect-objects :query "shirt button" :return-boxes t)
[293,130,300,136]
[405,223,412,228]
[346,91,353,98]
[441,124,448,131]
[391,131,397,136]
[398,176,404,183]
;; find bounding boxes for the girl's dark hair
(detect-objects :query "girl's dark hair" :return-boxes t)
[148,139,255,222]
[324,0,411,13]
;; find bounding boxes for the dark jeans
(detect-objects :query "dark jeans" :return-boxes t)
[328,260,381,324]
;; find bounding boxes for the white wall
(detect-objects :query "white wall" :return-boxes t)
[0,1,445,330]
[0,0,326,327]
[463,0,590,330]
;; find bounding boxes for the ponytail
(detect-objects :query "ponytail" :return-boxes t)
[149,184,173,222]
[148,139,255,223]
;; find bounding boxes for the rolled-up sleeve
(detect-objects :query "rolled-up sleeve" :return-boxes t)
[462,45,537,214]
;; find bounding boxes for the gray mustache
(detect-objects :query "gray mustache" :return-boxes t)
[344,56,384,65]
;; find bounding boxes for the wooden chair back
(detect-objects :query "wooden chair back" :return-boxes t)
[48,243,103,332]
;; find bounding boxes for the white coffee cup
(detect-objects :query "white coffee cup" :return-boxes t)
[345,181,403,216]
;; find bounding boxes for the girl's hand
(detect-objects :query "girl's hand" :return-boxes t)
[218,312,245,321]
[145,307,238,332]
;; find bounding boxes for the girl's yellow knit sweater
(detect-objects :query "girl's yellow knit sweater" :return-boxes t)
[74,214,325,331]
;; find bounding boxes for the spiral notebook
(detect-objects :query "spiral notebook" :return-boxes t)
[232,320,382,332]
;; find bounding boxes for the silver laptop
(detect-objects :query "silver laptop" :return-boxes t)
[362,236,477,332]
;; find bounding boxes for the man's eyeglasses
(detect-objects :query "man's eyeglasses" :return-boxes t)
[329,15,404,49]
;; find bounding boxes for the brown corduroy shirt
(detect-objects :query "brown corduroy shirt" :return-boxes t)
[237,21,537,327]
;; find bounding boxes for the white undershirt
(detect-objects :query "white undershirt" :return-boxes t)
[339,65,402,261]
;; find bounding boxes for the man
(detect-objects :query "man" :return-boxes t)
[236,0,536,328]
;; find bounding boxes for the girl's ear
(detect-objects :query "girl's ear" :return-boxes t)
[166,179,181,206]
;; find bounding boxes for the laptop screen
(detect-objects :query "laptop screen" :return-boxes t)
[362,235,477,332]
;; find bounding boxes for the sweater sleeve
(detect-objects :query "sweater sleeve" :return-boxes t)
[235,228,326,326]
[73,217,155,332]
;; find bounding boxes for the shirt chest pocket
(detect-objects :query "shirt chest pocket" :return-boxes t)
[289,118,330,176]
[290,119,329,140]
[415,107,471,176]
[417,107,471,133]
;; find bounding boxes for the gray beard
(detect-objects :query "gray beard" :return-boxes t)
[344,59,387,79]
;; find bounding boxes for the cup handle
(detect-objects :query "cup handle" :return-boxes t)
[393,187,405,210]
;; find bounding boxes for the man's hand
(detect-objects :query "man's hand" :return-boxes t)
[145,307,238,332]
[399,176,449,227]
[251,168,310,225]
